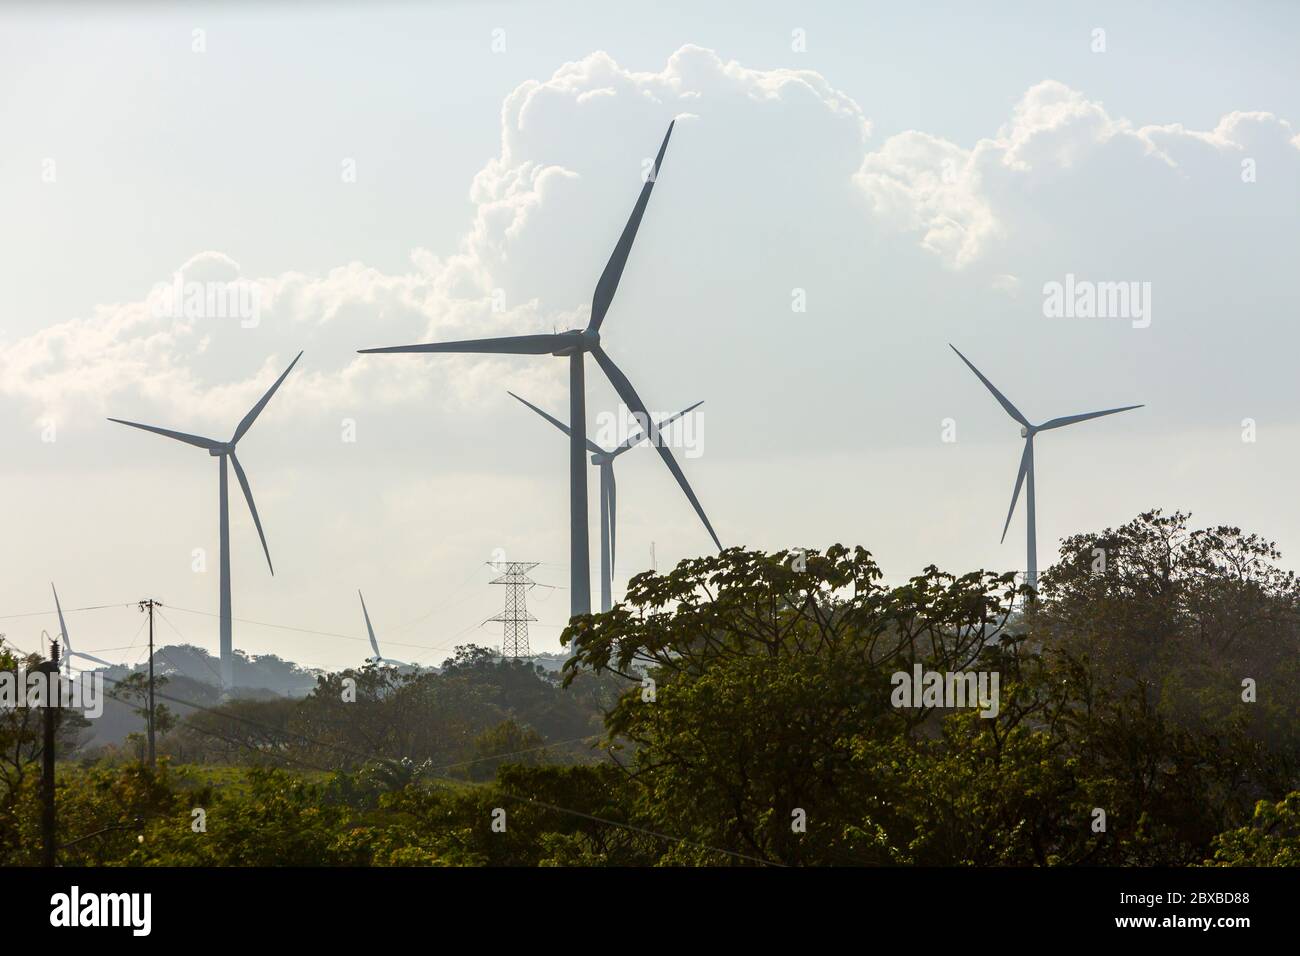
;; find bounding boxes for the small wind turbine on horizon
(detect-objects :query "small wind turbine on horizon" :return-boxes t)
[508,391,704,612]
[108,352,303,693]
[950,344,1143,591]
[359,121,721,622]
[358,590,407,668]
[51,583,113,678]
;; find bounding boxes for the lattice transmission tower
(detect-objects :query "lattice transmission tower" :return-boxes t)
[488,562,539,658]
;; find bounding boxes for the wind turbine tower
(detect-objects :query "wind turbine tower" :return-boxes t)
[508,391,704,612]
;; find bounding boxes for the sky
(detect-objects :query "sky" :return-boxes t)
[1,1,1298,673]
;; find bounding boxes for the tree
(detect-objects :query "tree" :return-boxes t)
[470,719,546,781]
[1208,792,1300,866]
[108,671,176,761]
[563,545,1020,865]
[1038,509,1300,791]
[559,529,1299,866]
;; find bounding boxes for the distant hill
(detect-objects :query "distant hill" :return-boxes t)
[73,643,322,749]
[70,644,590,752]
[529,652,568,674]
[123,643,323,696]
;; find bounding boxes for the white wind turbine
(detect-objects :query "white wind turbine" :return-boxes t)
[358,590,407,668]
[51,583,113,678]
[508,391,703,612]
[950,344,1143,591]
[359,122,720,621]
[108,352,302,692]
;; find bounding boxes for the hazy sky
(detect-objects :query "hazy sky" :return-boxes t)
[2,1,1298,672]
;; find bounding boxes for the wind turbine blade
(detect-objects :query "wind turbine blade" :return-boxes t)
[1001,439,1032,544]
[359,590,381,659]
[232,351,303,443]
[107,418,222,451]
[949,345,1030,428]
[587,121,674,333]
[229,452,273,575]
[592,346,721,551]
[71,650,114,668]
[52,583,70,646]
[1038,404,1144,431]
[508,391,604,454]
[611,400,704,456]
[359,334,564,355]
[52,583,71,670]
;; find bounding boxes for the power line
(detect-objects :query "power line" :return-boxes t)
[4,595,469,655]
[165,604,500,667]
[386,566,485,635]
[3,593,574,666]
[123,615,149,653]
[45,642,151,654]
[0,603,136,621]
[154,609,226,686]
[164,605,442,652]
[133,604,504,673]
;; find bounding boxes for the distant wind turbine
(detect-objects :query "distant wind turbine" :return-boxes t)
[359,121,720,620]
[108,352,302,692]
[358,590,407,667]
[508,391,703,612]
[950,344,1142,591]
[51,583,113,677]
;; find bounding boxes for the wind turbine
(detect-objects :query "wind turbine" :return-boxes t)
[358,590,407,667]
[950,344,1142,591]
[108,352,302,692]
[508,391,703,612]
[51,583,113,677]
[359,121,720,620]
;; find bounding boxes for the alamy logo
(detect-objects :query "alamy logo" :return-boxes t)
[49,886,151,936]
[149,271,262,327]
[0,668,104,718]
[594,404,704,459]
[1042,273,1152,328]
[890,664,1000,718]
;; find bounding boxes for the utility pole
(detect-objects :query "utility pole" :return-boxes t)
[138,599,160,768]
[42,637,60,867]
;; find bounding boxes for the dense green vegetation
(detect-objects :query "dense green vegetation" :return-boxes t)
[1,510,1296,866]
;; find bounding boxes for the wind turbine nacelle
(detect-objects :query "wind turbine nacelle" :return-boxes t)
[209,444,232,457]
[552,328,599,357]
[1020,426,1029,438]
